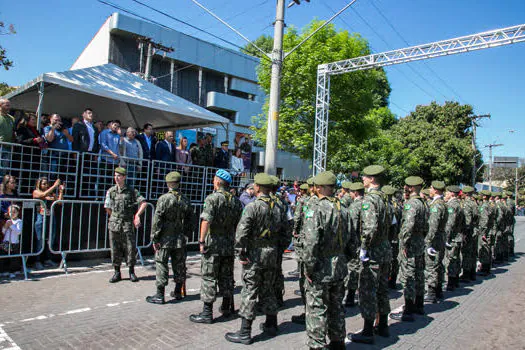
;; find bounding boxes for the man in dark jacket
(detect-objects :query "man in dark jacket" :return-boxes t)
[72,108,99,153]
[137,123,157,161]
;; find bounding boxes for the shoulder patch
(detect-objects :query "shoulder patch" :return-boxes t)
[305,210,314,219]
[404,204,411,210]
[203,203,207,209]
[362,203,370,210]
[242,208,246,216]
[430,207,438,213]
[448,207,454,213]
[479,207,483,213]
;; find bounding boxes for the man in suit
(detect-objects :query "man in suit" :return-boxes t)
[72,108,99,153]
[214,141,230,169]
[137,123,157,161]
[155,131,175,162]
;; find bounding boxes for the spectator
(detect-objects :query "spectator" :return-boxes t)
[189,142,199,165]
[32,177,63,269]
[99,120,121,164]
[94,120,104,134]
[1,204,22,278]
[97,120,113,147]
[155,131,175,162]
[175,136,192,173]
[43,114,73,174]
[67,116,80,150]
[230,148,244,176]
[137,123,157,161]
[239,183,255,207]
[72,108,99,153]
[0,99,14,178]
[14,114,46,149]
[0,175,18,223]
[119,127,143,186]
[214,140,230,169]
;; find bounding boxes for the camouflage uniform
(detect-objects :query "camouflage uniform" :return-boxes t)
[302,195,355,349]
[506,198,516,256]
[494,199,507,262]
[201,143,214,167]
[388,197,402,287]
[200,188,242,304]
[104,185,145,268]
[346,196,363,294]
[424,195,447,294]
[152,188,193,289]
[444,197,464,283]
[477,197,494,273]
[461,196,479,279]
[340,193,353,208]
[271,192,291,305]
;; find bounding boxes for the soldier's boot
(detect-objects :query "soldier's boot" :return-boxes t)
[388,276,397,289]
[219,297,235,318]
[259,314,278,337]
[129,266,139,282]
[454,275,460,288]
[276,289,284,308]
[374,314,390,338]
[459,271,471,283]
[389,299,415,322]
[225,317,253,345]
[446,277,455,291]
[189,302,214,324]
[291,312,306,325]
[469,270,477,281]
[424,286,437,304]
[436,284,444,300]
[328,340,345,349]
[145,286,165,305]
[109,266,121,283]
[170,282,183,300]
[415,295,425,315]
[344,289,356,307]
[350,319,375,344]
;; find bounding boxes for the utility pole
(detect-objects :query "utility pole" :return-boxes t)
[470,114,490,187]
[136,37,174,82]
[485,143,503,191]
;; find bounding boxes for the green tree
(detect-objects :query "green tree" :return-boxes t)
[0,82,15,96]
[241,35,273,59]
[0,21,16,70]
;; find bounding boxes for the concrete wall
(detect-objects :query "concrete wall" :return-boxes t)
[71,17,111,70]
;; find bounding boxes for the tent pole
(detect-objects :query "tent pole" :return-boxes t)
[36,82,45,130]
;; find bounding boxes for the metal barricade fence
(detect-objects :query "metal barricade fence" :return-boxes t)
[79,153,150,199]
[49,200,155,274]
[189,203,204,244]
[0,198,46,280]
[0,141,79,198]
[149,160,207,202]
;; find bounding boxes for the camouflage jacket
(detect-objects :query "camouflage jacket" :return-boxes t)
[349,196,363,245]
[104,185,145,221]
[271,193,293,250]
[152,189,193,248]
[477,200,494,242]
[462,197,479,240]
[360,187,391,264]
[445,197,464,243]
[399,193,428,257]
[201,144,214,166]
[495,201,507,233]
[294,195,318,261]
[200,188,243,256]
[506,199,516,216]
[504,201,515,233]
[340,194,353,209]
[425,196,448,251]
[302,196,356,283]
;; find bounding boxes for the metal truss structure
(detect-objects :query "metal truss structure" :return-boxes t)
[313,23,525,174]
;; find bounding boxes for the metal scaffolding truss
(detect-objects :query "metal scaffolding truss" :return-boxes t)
[313,23,525,174]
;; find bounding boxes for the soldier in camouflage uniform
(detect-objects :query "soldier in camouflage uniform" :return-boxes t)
[344,182,364,308]
[225,173,289,345]
[301,171,355,350]
[351,165,391,344]
[390,176,428,322]
[104,167,148,283]
[340,181,353,208]
[190,170,242,322]
[460,186,479,281]
[477,190,494,275]
[493,192,507,264]
[202,133,215,166]
[444,185,464,291]
[424,181,448,303]
[505,191,516,257]
[146,171,194,304]
[383,185,401,290]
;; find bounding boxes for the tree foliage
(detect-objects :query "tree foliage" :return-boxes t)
[0,82,15,96]
[0,21,16,70]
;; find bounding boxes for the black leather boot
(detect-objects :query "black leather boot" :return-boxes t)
[109,266,121,283]
[145,286,165,304]
[389,299,415,322]
[374,314,390,337]
[259,314,278,336]
[170,282,183,300]
[459,272,471,283]
[189,302,213,324]
[219,296,235,317]
[344,289,356,307]
[328,340,346,349]
[469,270,477,281]
[454,275,460,288]
[129,266,139,282]
[415,295,425,315]
[225,317,253,345]
[436,284,444,299]
[350,319,375,344]
[424,286,437,303]
[388,276,397,289]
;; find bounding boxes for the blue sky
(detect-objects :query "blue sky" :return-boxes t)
[2,0,525,163]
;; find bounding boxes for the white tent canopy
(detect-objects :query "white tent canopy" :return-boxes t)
[5,63,229,130]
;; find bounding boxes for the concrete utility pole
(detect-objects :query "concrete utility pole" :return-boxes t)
[485,143,503,191]
[470,114,491,187]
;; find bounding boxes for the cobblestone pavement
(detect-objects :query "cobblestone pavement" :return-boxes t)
[1,218,524,349]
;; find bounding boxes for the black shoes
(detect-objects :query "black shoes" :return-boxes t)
[350,319,375,344]
[259,314,278,337]
[291,312,306,324]
[109,267,121,283]
[374,314,390,338]
[390,299,415,322]
[146,287,165,305]
[225,317,253,345]
[170,282,184,300]
[189,302,214,324]
[129,267,139,282]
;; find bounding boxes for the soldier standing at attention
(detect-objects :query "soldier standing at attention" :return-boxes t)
[190,169,242,322]
[146,171,193,304]
[390,176,428,322]
[350,165,391,344]
[477,190,494,275]
[301,171,354,350]
[344,181,364,308]
[460,186,479,281]
[225,173,288,345]
[504,191,516,257]
[104,167,148,283]
[443,185,464,291]
[383,185,401,290]
[423,181,448,304]
[340,181,353,208]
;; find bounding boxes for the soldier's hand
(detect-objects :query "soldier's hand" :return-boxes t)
[153,243,160,252]
[239,257,250,265]
[305,274,312,284]
[133,214,141,228]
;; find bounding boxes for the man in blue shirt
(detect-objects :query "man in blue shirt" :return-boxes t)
[99,120,122,192]
[43,114,73,175]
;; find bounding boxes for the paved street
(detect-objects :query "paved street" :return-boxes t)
[1,217,525,350]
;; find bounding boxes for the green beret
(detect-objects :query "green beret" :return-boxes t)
[348,182,364,191]
[341,181,352,190]
[493,192,502,198]
[480,190,492,196]
[505,190,513,196]
[300,183,309,190]
[447,185,461,193]
[114,167,127,176]
[165,171,181,182]
[405,176,424,186]
[382,185,396,195]
[306,177,314,186]
[462,186,475,194]
[431,180,446,190]
[313,171,337,186]
[270,175,280,186]
[254,173,273,186]
[421,188,431,196]
[362,165,385,176]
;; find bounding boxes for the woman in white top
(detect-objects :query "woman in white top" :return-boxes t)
[1,204,22,278]
[231,148,244,176]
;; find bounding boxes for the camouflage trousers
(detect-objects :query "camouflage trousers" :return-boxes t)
[424,250,444,289]
[389,241,399,282]
[239,261,278,321]
[461,235,478,274]
[298,262,306,305]
[305,279,346,348]
[200,254,234,303]
[345,257,360,291]
[508,232,515,254]
[495,232,508,258]
[108,221,136,268]
[477,235,492,266]
[445,241,462,277]
[399,254,425,301]
[275,252,284,301]
[358,261,390,321]
[155,247,186,288]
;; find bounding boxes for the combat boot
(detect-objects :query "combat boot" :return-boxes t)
[189,302,213,324]
[344,289,356,307]
[459,272,471,283]
[350,319,374,344]
[469,270,477,281]
[259,314,278,336]
[129,266,139,282]
[170,282,183,300]
[389,298,415,322]
[225,317,253,345]
[374,314,390,338]
[424,286,437,304]
[415,295,425,315]
[145,286,165,304]
[291,312,306,324]
[388,276,397,289]
[454,275,460,288]
[109,266,121,283]
[328,340,345,349]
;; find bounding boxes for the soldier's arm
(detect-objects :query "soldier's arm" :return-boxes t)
[134,190,148,217]
[199,196,215,243]
[234,203,255,260]
[151,197,165,243]
[292,198,303,235]
[399,201,417,248]
[444,205,457,243]
[302,208,321,276]
[360,199,378,251]
[425,207,439,248]
[183,199,195,238]
[104,191,112,217]
[344,208,357,259]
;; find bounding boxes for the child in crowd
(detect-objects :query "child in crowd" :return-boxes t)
[1,204,22,278]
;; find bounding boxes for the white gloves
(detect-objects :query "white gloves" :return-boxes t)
[427,247,437,256]
[359,249,369,262]
[445,242,452,248]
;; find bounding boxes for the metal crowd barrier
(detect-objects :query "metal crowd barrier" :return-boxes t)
[79,153,150,199]
[49,200,155,274]
[0,198,46,280]
[149,160,207,202]
[0,141,79,198]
